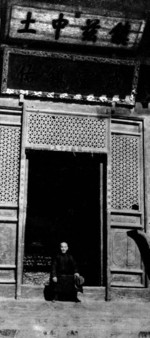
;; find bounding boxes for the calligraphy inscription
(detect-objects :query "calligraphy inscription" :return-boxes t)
[9,6,145,48]
[17,11,36,34]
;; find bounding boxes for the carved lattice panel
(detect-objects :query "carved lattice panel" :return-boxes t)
[26,113,107,152]
[0,126,21,204]
[111,134,140,210]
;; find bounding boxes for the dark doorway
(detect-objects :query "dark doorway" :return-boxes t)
[23,151,106,286]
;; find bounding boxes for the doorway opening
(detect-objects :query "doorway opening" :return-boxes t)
[23,150,107,286]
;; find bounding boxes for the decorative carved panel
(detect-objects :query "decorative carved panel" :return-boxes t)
[0,126,21,204]
[0,224,16,265]
[26,112,107,153]
[111,230,141,270]
[111,134,140,210]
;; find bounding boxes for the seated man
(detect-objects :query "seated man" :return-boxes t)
[51,242,81,302]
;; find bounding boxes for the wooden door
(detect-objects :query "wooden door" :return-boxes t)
[110,118,145,287]
[0,105,22,297]
[17,104,110,297]
[22,151,106,287]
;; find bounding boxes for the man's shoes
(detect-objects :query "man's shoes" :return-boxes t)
[74,297,81,303]
[52,294,58,302]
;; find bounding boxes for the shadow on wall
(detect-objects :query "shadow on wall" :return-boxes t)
[127,230,150,279]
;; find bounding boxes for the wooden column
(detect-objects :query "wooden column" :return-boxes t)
[16,101,28,298]
[106,118,111,300]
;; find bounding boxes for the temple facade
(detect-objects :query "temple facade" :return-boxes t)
[0,0,150,299]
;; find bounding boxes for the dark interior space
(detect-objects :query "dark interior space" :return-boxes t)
[23,150,106,286]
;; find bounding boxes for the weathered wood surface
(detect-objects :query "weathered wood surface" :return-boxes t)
[0,223,16,266]
[110,119,145,288]
[2,48,136,105]
[128,230,150,279]
[8,5,145,48]
[0,106,22,293]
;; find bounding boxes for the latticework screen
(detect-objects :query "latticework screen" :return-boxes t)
[0,126,21,204]
[111,134,140,210]
[26,113,107,152]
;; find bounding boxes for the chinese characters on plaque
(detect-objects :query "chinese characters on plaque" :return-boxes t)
[9,6,145,48]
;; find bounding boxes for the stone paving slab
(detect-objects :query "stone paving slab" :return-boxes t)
[0,297,150,337]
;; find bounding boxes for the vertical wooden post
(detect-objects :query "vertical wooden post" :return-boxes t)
[105,116,111,301]
[16,101,27,299]
[142,119,148,288]
[100,162,104,286]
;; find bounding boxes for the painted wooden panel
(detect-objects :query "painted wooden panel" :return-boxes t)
[8,5,145,49]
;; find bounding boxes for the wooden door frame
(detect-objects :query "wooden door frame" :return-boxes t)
[110,117,145,289]
[16,101,111,299]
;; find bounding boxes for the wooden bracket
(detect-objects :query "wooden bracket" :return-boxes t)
[19,94,24,105]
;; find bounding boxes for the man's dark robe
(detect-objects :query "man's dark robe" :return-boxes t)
[51,252,78,301]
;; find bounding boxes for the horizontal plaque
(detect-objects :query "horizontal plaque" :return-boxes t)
[8,5,145,49]
[2,48,135,105]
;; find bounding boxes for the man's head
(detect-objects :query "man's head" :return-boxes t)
[60,242,68,254]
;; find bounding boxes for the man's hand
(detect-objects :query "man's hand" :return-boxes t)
[52,277,57,283]
[74,273,80,278]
